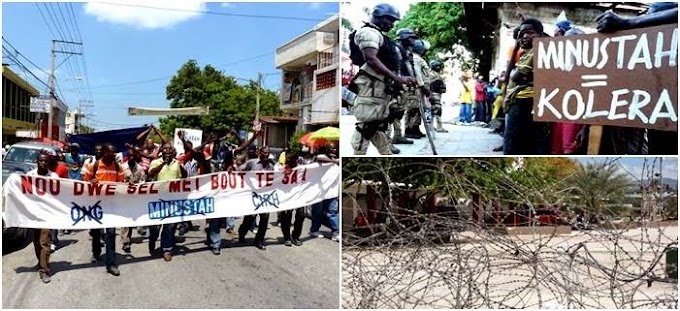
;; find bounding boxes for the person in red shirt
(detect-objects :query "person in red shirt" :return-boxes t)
[474,75,487,123]
[81,143,125,276]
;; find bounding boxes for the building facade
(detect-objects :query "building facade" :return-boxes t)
[2,67,39,144]
[275,14,340,130]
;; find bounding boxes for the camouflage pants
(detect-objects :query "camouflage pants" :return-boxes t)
[399,91,420,130]
[351,127,392,155]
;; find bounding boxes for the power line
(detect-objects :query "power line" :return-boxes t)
[96,2,328,22]
[87,52,275,90]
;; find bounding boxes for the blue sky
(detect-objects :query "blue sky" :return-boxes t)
[2,2,338,131]
[573,157,677,181]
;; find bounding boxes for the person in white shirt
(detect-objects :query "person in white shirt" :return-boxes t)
[26,153,59,284]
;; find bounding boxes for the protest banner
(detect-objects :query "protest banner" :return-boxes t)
[533,24,678,131]
[2,163,339,230]
[173,128,203,153]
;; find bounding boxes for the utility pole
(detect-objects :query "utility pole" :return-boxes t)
[48,40,83,140]
[255,72,262,120]
[77,99,94,134]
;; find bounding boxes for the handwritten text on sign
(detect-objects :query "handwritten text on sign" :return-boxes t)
[2,163,340,229]
[533,24,678,131]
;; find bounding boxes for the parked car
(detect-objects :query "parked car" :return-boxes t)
[2,141,60,184]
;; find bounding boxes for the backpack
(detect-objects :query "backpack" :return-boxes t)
[348,30,365,67]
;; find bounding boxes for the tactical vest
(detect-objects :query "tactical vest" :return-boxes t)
[397,44,413,77]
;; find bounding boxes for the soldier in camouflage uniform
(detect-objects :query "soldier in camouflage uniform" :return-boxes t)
[387,28,421,146]
[405,39,434,138]
[429,59,448,132]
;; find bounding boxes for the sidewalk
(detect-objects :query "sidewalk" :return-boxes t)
[340,104,503,156]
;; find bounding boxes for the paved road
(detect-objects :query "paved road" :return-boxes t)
[2,214,339,309]
[341,104,503,156]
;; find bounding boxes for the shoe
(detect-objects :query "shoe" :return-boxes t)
[331,233,340,242]
[390,145,400,154]
[211,248,221,255]
[106,265,120,276]
[404,133,421,139]
[39,272,51,284]
[292,239,303,246]
[255,242,266,250]
[90,255,99,263]
[226,228,234,234]
[492,145,503,152]
[309,231,323,238]
[148,242,156,256]
[122,245,131,254]
[137,228,147,236]
[178,225,188,236]
[50,244,56,252]
[238,236,246,244]
[284,240,292,247]
[391,137,413,144]
[414,129,426,138]
[162,252,172,262]
[250,228,258,234]
[435,128,448,133]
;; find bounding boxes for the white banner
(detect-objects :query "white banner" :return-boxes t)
[173,128,203,154]
[2,163,339,230]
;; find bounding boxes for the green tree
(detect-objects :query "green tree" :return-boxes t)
[159,59,283,138]
[392,3,475,69]
[567,162,634,216]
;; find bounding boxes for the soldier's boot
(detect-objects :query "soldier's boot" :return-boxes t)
[404,127,421,139]
[390,144,401,154]
[392,136,413,144]
[434,116,448,133]
[414,126,427,138]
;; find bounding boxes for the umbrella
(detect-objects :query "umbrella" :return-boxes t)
[299,132,327,147]
[309,126,339,141]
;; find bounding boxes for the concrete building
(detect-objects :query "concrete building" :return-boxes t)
[275,14,340,130]
[2,66,39,144]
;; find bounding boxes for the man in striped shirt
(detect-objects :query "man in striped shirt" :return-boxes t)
[81,143,125,276]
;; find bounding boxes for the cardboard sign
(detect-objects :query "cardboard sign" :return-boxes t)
[173,128,203,154]
[533,24,678,131]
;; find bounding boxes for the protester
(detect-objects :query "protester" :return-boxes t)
[310,142,340,242]
[238,146,276,250]
[207,128,262,254]
[278,151,306,247]
[503,18,550,155]
[474,75,487,124]
[81,143,125,276]
[27,153,59,283]
[458,73,474,125]
[120,146,148,255]
[147,143,187,261]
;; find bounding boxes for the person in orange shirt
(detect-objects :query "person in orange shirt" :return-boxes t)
[81,143,125,276]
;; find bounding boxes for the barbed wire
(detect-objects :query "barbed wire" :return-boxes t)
[341,157,678,309]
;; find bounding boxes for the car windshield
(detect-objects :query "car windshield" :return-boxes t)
[3,147,42,163]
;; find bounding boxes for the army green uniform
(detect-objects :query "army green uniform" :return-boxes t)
[405,52,431,131]
[430,70,447,132]
[350,23,393,155]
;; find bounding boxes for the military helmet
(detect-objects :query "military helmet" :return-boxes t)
[430,59,443,70]
[396,28,417,40]
[372,3,400,20]
[412,39,427,55]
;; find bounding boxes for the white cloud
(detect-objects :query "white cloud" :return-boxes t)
[84,1,206,30]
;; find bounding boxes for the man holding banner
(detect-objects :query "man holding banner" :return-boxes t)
[27,153,60,284]
[81,143,125,276]
[147,143,187,261]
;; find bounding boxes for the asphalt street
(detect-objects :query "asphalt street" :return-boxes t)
[2,214,339,309]
[341,103,504,156]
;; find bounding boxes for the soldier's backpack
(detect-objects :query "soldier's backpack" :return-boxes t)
[348,30,365,67]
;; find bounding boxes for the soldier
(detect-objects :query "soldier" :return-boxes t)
[390,28,421,144]
[349,3,416,155]
[405,39,435,137]
[429,59,448,133]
